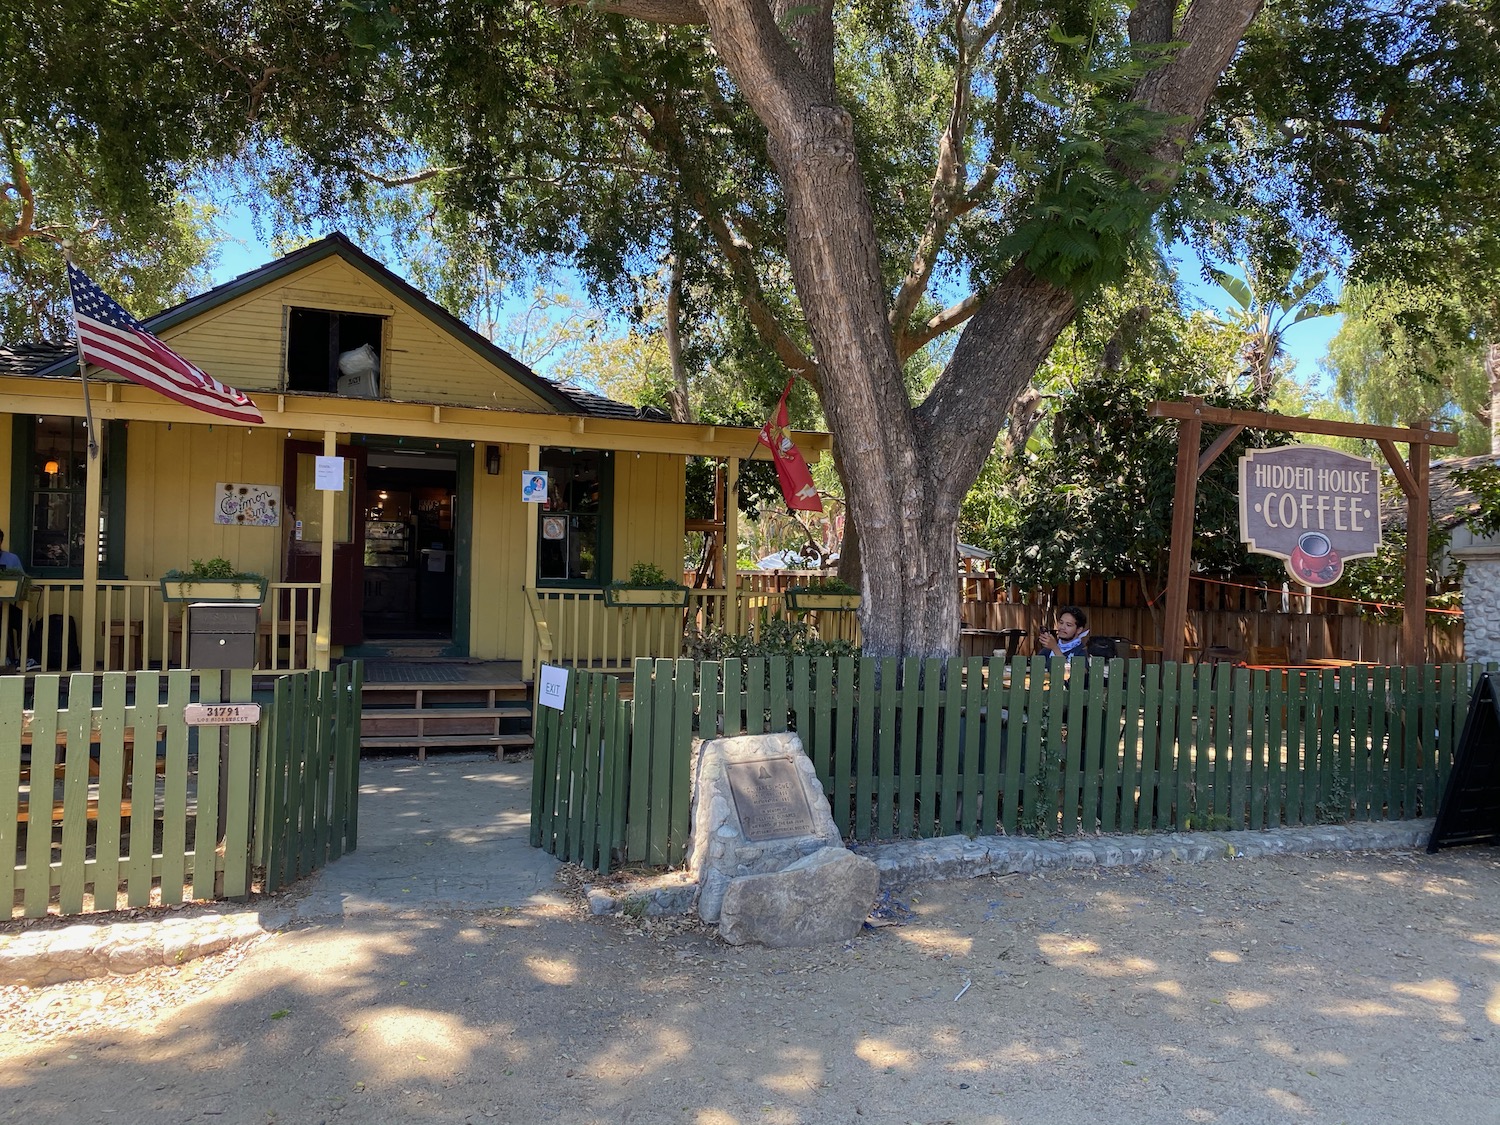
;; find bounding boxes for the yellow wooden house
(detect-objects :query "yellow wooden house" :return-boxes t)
[0,234,831,681]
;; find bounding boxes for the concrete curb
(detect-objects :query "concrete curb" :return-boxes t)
[585,819,1434,917]
[4,820,1436,984]
[854,819,1433,884]
[0,906,291,988]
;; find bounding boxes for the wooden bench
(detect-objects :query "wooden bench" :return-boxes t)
[16,796,132,824]
[15,722,166,825]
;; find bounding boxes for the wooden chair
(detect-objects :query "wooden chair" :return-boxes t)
[1085,635,1135,659]
[1249,643,1290,666]
[995,628,1027,658]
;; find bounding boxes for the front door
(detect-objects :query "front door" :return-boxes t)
[283,440,368,645]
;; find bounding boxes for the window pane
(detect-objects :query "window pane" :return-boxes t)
[27,416,108,571]
[294,453,353,544]
[570,515,598,582]
[535,448,608,584]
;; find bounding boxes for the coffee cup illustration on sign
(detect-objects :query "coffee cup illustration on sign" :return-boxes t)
[1288,531,1342,585]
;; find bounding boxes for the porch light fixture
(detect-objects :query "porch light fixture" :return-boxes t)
[485,445,501,475]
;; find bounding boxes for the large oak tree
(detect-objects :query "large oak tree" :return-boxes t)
[8,0,1500,655]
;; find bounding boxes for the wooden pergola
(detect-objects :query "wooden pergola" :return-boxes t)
[1150,398,1459,666]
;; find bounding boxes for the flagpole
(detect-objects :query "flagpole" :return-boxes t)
[62,246,101,461]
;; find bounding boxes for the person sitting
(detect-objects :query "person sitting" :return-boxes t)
[1038,606,1089,667]
[0,528,28,669]
[0,528,21,573]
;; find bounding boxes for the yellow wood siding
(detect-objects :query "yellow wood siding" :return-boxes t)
[466,442,534,658]
[123,422,284,580]
[148,257,556,412]
[612,452,686,582]
[462,448,685,659]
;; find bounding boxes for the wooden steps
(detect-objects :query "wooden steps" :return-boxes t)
[17,797,132,824]
[359,673,534,760]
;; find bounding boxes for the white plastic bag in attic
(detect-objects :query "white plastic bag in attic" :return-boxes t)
[336,344,380,398]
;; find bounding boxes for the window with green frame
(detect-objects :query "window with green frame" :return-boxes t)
[10,416,126,577]
[535,448,611,585]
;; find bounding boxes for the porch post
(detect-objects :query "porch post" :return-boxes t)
[313,429,337,671]
[1403,439,1430,665]
[81,434,103,671]
[521,444,540,673]
[726,456,740,637]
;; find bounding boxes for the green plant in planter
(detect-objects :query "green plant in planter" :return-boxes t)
[161,556,268,603]
[603,561,690,607]
[785,575,861,612]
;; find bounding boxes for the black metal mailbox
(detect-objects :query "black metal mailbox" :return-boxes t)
[188,602,259,669]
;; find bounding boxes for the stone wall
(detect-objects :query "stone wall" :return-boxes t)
[1454,543,1500,663]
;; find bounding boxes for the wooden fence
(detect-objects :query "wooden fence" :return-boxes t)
[958,573,1464,664]
[532,656,1482,874]
[2,665,360,918]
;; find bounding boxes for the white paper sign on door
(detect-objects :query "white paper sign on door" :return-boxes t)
[538,664,569,710]
[314,455,346,491]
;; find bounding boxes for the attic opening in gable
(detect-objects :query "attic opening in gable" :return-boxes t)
[286,307,384,398]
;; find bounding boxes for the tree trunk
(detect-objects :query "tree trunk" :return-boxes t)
[682,0,1264,656]
[1488,342,1500,454]
[665,253,693,423]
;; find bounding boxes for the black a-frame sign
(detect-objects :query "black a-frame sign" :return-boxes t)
[1428,672,1500,852]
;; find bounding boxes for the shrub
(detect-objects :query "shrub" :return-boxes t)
[622,561,680,588]
[785,576,858,597]
[684,616,859,662]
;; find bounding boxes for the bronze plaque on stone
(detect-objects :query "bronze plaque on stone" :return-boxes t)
[725,757,816,842]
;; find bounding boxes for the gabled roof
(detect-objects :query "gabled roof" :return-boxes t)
[0,341,73,377]
[20,233,652,419]
[557,385,671,422]
[1381,453,1500,530]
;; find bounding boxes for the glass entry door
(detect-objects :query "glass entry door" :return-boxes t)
[282,440,367,645]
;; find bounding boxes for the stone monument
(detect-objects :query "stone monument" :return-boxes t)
[688,731,878,947]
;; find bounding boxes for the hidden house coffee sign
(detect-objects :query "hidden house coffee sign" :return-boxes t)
[1238,446,1381,587]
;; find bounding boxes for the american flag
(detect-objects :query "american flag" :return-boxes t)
[67,263,265,424]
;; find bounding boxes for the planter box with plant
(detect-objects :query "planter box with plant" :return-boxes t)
[0,569,29,602]
[785,577,861,612]
[603,562,690,608]
[161,557,268,604]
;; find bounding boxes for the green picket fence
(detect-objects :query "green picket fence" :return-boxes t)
[533,656,1480,874]
[257,662,363,892]
[1,664,361,918]
[530,670,632,873]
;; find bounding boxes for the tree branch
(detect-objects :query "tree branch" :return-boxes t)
[547,0,707,24]
[354,165,458,188]
[0,125,68,250]
[899,293,983,358]
[626,79,821,387]
[1131,0,1267,184]
[890,0,1012,354]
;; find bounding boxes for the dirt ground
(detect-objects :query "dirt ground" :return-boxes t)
[1,847,1497,1125]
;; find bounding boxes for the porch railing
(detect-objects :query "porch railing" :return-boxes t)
[523,584,862,679]
[1,580,319,673]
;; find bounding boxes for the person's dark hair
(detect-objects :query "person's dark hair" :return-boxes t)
[1058,605,1087,629]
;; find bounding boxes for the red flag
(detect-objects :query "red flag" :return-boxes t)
[67,262,265,423]
[757,379,823,512]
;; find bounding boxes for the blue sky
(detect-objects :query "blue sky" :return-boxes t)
[209,210,1340,383]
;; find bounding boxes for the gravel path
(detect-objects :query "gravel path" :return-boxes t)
[2,846,1497,1124]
